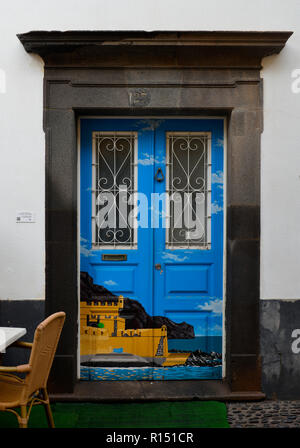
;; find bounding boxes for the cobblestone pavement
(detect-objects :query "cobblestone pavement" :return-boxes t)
[226,400,300,428]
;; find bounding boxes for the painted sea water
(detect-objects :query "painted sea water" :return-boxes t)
[80,336,223,381]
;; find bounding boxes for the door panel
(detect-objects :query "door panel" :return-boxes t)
[165,265,211,293]
[152,119,224,379]
[80,120,154,315]
[80,118,224,381]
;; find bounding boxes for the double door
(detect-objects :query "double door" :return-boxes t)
[80,118,224,380]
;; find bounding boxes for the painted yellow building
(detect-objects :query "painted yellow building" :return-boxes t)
[80,296,189,366]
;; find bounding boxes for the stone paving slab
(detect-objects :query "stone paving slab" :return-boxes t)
[226,400,300,428]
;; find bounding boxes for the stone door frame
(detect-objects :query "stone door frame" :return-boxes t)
[18,31,292,395]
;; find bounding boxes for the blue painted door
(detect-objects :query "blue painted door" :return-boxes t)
[80,118,224,381]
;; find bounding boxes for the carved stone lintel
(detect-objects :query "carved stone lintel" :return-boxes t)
[17,31,292,69]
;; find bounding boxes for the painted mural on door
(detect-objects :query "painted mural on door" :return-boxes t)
[80,118,224,380]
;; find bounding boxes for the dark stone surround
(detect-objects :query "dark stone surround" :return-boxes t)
[17,31,291,395]
[261,300,300,399]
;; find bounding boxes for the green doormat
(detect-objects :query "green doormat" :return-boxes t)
[0,401,229,428]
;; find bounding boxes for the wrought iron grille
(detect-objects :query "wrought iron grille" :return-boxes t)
[92,132,137,248]
[166,132,211,249]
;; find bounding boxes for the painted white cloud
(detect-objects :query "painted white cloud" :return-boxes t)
[197,299,223,314]
[80,237,96,257]
[211,202,223,214]
[80,246,95,257]
[138,152,166,166]
[161,252,189,262]
[138,154,156,166]
[211,171,223,184]
[103,280,117,286]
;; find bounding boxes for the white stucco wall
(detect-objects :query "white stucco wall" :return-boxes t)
[0,0,299,300]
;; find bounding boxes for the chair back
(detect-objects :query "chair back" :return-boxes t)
[23,312,65,399]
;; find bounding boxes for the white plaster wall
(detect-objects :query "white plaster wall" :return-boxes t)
[0,0,299,299]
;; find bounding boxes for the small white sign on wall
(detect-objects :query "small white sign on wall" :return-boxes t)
[16,211,36,223]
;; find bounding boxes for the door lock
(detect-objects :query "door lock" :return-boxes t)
[155,264,162,270]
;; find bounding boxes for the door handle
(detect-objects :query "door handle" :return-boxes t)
[154,168,165,182]
[155,264,162,270]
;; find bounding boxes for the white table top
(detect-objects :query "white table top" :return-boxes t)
[0,327,27,353]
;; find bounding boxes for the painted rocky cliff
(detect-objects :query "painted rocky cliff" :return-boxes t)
[80,271,194,339]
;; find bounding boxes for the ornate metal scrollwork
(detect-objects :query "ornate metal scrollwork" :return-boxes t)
[166,133,211,249]
[92,133,137,248]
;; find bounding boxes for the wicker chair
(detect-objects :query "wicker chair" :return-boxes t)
[0,312,65,428]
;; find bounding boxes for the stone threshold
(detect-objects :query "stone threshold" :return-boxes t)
[50,380,265,403]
